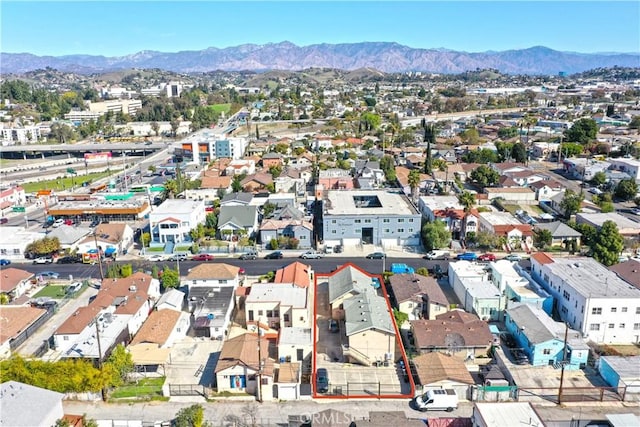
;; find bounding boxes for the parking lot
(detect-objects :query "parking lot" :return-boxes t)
[314,279,410,397]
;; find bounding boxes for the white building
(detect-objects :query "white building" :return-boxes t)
[608,158,640,180]
[0,226,44,260]
[245,283,310,333]
[448,261,503,321]
[184,133,248,163]
[87,99,142,116]
[417,196,463,221]
[0,124,41,145]
[149,199,206,244]
[530,253,640,344]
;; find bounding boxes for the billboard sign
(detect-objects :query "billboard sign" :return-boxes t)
[84,152,112,163]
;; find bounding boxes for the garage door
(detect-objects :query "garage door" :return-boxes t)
[277,384,298,400]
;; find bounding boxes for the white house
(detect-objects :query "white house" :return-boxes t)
[0,381,64,427]
[149,199,206,244]
[245,283,310,334]
[530,253,640,344]
[448,261,503,321]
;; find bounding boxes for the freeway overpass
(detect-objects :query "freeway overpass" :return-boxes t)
[400,107,525,128]
[0,141,168,160]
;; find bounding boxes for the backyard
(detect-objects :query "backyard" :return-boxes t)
[110,377,166,400]
[32,285,68,299]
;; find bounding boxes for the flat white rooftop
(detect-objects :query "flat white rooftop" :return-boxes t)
[479,211,522,226]
[419,196,463,211]
[325,190,418,216]
[547,257,640,299]
[246,283,307,308]
[278,327,312,347]
[154,199,203,215]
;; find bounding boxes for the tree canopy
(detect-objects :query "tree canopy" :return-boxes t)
[614,179,638,201]
[564,118,598,144]
[421,220,452,251]
[470,165,500,189]
[560,189,584,219]
[591,220,624,266]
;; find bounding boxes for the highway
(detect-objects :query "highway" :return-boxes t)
[400,107,525,128]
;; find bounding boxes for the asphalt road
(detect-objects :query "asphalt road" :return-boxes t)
[18,257,446,279]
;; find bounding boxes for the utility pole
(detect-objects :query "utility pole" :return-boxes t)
[93,232,105,280]
[95,316,107,401]
[557,322,569,404]
[257,329,263,402]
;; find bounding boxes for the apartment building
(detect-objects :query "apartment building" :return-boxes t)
[87,99,142,116]
[0,124,41,145]
[530,253,640,344]
[149,199,206,244]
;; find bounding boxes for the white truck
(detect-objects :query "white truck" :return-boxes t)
[414,389,458,412]
[424,250,450,260]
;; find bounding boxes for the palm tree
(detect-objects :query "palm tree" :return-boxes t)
[163,179,178,199]
[457,191,475,213]
[408,169,420,200]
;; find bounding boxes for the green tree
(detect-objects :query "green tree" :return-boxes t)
[231,176,243,193]
[189,223,206,242]
[460,127,480,144]
[590,171,607,188]
[564,118,598,144]
[511,142,527,163]
[533,228,553,250]
[163,179,179,199]
[174,404,206,427]
[472,231,500,250]
[614,178,639,201]
[559,142,584,158]
[457,191,476,213]
[591,221,624,266]
[161,266,180,289]
[416,267,429,277]
[261,202,277,219]
[360,111,381,132]
[498,126,519,139]
[421,220,452,251]
[462,148,499,164]
[120,264,133,277]
[141,232,151,248]
[268,165,282,178]
[560,189,584,219]
[423,122,435,174]
[205,212,218,230]
[470,165,500,189]
[49,122,75,144]
[105,344,133,387]
[392,308,409,329]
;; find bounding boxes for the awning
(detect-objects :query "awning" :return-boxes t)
[128,343,171,365]
[105,247,117,255]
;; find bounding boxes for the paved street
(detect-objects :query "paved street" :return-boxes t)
[61,399,640,426]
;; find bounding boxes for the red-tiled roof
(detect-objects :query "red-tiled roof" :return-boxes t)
[531,252,554,265]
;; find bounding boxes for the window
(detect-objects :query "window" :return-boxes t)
[364,219,371,223]
[562,290,570,301]
[634,323,640,330]
[266,310,274,318]
[611,307,617,313]
[383,219,390,223]
[384,229,390,233]
[589,324,600,331]
[332,220,336,224]
[64,336,69,341]
[622,307,627,313]
[561,306,568,315]
[355,219,361,223]
[592,307,602,315]
[331,230,336,234]
[619,323,625,329]
[637,307,640,314]
[409,218,414,222]
[608,323,614,329]
[543,349,551,355]
[258,310,263,316]
[397,228,404,233]
[219,280,227,284]
[408,228,414,232]
[283,313,290,322]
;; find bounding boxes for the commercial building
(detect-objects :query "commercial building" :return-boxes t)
[87,99,142,116]
[322,190,421,249]
[182,133,248,163]
[530,253,640,344]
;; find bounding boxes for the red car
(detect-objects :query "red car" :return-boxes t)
[192,253,214,261]
[478,253,497,262]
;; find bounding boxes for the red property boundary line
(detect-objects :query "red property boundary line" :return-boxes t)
[312,262,416,399]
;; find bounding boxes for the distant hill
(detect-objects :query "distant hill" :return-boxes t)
[2,42,639,75]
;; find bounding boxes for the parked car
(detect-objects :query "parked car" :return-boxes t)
[329,319,339,333]
[631,208,640,216]
[478,253,497,262]
[168,253,189,261]
[0,218,8,224]
[456,252,478,261]
[33,256,54,264]
[366,252,386,259]
[52,219,64,228]
[0,259,11,266]
[64,219,74,226]
[316,368,329,393]
[264,251,283,259]
[424,250,450,260]
[39,271,59,279]
[192,253,215,261]
[57,256,79,264]
[504,254,522,262]
[90,218,101,227]
[239,251,258,260]
[300,250,323,259]
[148,254,166,262]
[589,187,603,195]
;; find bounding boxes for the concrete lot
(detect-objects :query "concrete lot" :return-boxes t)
[164,336,223,388]
[314,279,409,397]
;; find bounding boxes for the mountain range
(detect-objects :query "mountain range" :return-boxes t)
[2,42,639,75]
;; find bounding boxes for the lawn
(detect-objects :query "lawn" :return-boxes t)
[110,377,165,399]
[33,285,67,299]
[208,103,231,114]
[22,170,119,193]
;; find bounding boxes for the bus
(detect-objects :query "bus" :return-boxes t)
[89,183,108,194]
[130,184,151,194]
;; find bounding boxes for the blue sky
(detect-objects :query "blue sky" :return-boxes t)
[2,1,639,56]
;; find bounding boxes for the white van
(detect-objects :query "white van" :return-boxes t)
[414,389,458,412]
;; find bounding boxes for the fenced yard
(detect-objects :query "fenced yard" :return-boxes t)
[110,377,166,400]
[33,285,68,299]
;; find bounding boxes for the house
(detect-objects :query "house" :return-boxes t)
[483,187,536,204]
[245,283,310,332]
[504,170,546,187]
[598,356,640,401]
[199,171,232,194]
[0,226,43,260]
[259,219,313,249]
[0,267,34,302]
[44,226,92,252]
[214,333,274,399]
[274,362,302,400]
[563,158,610,180]
[76,223,135,256]
[529,180,564,202]
[448,261,503,321]
[225,159,256,176]
[609,258,640,290]
[220,192,253,206]
[395,166,431,196]
[129,309,189,349]
[608,158,640,180]
[155,288,185,311]
[576,212,640,237]
[505,304,588,369]
[218,205,259,239]
[54,273,157,360]
[274,261,313,288]
[277,327,312,365]
[478,212,533,249]
[0,186,26,215]
[387,274,449,321]
[0,381,64,427]
[0,306,48,359]
[530,253,640,344]
[533,221,582,247]
[410,310,494,360]
[412,352,475,398]
[262,152,284,169]
[322,190,421,249]
[241,173,274,192]
[186,263,240,339]
[148,199,206,245]
[490,162,528,175]
[472,402,544,427]
[318,168,354,190]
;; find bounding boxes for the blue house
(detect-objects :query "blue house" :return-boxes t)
[505,304,588,370]
[598,356,640,398]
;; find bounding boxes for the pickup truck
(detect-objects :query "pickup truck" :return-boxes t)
[300,250,323,259]
[414,388,458,412]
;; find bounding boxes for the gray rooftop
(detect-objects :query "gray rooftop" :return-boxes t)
[600,356,640,381]
[327,266,375,304]
[534,221,582,238]
[0,381,63,427]
[278,327,312,347]
[546,257,640,299]
[221,192,253,205]
[325,190,418,216]
[576,212,640,230]
[189,286,234,329]
[156,288,185,311]
[218,205,258,228]
[46,225,92,245]
[507,303,586,348]
[343,292,394,335]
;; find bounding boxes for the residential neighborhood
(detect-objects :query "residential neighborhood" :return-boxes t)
[2,48,640,427]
